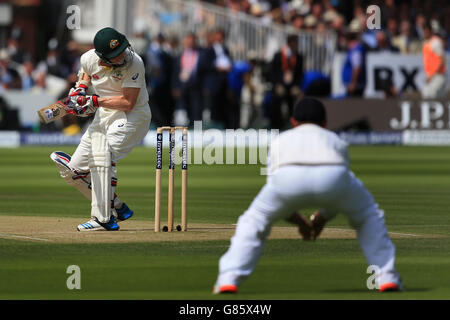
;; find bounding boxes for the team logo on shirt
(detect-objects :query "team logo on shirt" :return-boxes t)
[112,70,123,80]
[132,73,139,80]
[110,39,119,49]
[92,74,100,80]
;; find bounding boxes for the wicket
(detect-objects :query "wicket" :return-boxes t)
[155,126,188,232]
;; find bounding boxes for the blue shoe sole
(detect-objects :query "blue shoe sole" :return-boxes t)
[116,203,134,221]
[117,212,133,221]
[96,217,120,231]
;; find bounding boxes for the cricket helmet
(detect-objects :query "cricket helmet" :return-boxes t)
[94,27,130,61]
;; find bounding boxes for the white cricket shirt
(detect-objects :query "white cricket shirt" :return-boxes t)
[80,49,151,121]
[268,124,349,174]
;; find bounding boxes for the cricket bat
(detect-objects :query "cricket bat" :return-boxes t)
[37,100,69,124]
[37,96,84,124]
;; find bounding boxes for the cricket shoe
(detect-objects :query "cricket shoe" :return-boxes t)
[116,203,134,221]
[379,280,404,292]
[77,216,120,231]
[51,151,72,169]
[212,284,238,294]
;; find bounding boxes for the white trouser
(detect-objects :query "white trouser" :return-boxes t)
[422,74,447,99]
[216,165,400,288]
[71,110,150,169]
[69,110,150,220]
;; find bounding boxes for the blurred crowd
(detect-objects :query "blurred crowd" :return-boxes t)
[210,0,450,53]
[1,0,450,132]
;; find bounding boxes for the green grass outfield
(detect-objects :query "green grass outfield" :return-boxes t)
[0,145,449,300]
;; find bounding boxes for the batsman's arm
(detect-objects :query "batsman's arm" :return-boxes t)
[70,71,92,96]
[78,71,91,87]
[97,87,140,112]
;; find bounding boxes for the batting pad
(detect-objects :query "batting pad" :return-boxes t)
[89,132,112,223]
[51,151,92,200]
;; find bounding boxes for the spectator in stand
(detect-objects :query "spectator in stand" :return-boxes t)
[415,14,427,41]
[21,60,35,90]
[304,14,318,31]
[386,18,399,43]
[0,49,22,90]
[39,38,62,77]
[5,27,27,65]
[422,22,447,99]
[172,32,204,126]
[205,28,234,129]
[310,2,323,22]
[289,0,312,16]
[146,33,175,126]
[291,14,304,30]
[227,56,255,129]
[330,14,347,51]
[322,6,339,26]
[381,0,397,23]
[240,54,266,128]
[31,68,47,93]
[59,40,81,79]
[342,20,366,97]
[201,29,217,123]
[392,20,422,54]
[322,0,338,20]
[350,6,366,29]
[6,36,27,65]
[269,34,303,129]
[165,34,180,56]
[375,30,399,53]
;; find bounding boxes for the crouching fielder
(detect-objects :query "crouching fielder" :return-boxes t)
[51,27,151,231]
[214,98,403,293]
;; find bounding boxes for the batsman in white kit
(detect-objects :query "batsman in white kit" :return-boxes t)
[214,98,403,293]
[51,27,151,231]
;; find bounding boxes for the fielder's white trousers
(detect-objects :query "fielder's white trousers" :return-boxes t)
[216,165,401,288]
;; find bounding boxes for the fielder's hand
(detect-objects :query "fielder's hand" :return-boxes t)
[73,95,99,117]
[287,212,313,241]
[310,211,327,240]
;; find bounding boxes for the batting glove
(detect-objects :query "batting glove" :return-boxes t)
[74,94,99,117]
[69,83,88,97]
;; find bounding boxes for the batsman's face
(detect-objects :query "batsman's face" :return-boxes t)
[110,51,126,64]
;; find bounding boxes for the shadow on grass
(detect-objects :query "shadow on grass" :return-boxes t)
[323,287,432,293]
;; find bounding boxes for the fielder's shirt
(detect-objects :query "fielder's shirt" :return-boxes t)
[268,124,349,174]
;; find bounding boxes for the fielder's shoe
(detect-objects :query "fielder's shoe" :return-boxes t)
[77,216,120,231]
[213,284,238,294]
[116,203,134,221]
[379,280,404,292]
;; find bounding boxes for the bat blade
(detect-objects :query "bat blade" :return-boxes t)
[37,100,71,124]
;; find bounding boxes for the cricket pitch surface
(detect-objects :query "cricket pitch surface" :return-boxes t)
[0,216,441,244]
